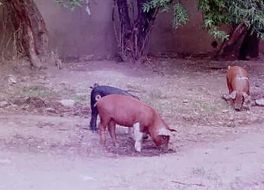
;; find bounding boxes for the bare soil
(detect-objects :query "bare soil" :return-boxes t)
[0,58,264,189]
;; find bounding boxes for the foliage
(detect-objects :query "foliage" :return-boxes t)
[144,0,264,41]
[142,0,171,12]
[55,0,84,10]
[56,0,264,43]
[143,0,189,29]
[198,0,264,40]
[172,3,189,28]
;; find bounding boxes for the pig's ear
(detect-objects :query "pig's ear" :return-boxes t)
[90,83,99,89]
[229,91,237,100]
[158,128,172,136]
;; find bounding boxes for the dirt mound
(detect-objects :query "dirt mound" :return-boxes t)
[10,97,90,118]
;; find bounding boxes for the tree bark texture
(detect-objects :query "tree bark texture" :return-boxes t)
[6,0,48,67]
[113,0,158,62]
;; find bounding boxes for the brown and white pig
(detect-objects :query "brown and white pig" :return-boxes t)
[96,94,176,152]
[224,66,250,111]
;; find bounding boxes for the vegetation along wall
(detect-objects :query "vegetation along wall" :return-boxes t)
[35,0,215,59]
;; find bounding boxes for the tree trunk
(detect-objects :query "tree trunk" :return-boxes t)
[216,24,260,60]
[113,0,132,61]
[239,31,259,60]
[6,0,48,68]
[113,0,158,62]
[216,23,247,59]
[135,0,158,60]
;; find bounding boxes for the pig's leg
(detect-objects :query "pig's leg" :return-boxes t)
[227,82,232,94]
[89,105,98,132]
[133,122,143,152]
[99,120,107,145]
[89,91,98,131]
[126,127,133,138]
[108,120,117,146]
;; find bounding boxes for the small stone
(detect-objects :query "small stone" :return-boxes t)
[80,175,95,181]
[222,109,229,113]
[46,107,56,113]
[60,99,75,107]
[183,99,188,103]
[227,121,236,128]
[0,101,9,108]
[255,98,264,106]
[7,75,17,85]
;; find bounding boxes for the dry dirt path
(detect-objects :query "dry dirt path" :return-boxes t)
[0,122,263,190]
[0,59,264,190]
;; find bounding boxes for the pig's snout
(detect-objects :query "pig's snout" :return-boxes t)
[154,135,170,148]
[234,102,243,111]
[158,136,170,152]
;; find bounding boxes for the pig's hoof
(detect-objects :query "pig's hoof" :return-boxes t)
[143,133,148,140]
[134,142,142,152]
[222,94,229,100]
[91,130,98,134]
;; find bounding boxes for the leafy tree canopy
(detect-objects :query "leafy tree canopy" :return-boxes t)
[198,0,264,40]
[55,0,84,10]
[143,0,189,29]
[144,0,264,40]
[57,0,264,41]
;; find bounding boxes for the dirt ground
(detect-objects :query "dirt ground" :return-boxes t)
[0,58,264,189]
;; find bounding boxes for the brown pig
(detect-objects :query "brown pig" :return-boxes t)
[224,66,250,111]
[96,94,176,152]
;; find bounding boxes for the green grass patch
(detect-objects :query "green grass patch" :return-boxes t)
[73,94,88,104]
[18,85,57,98]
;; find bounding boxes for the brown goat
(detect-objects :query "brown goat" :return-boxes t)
[96,94,176,152]
[224,66,250,111]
